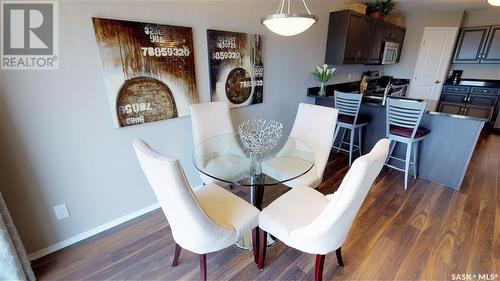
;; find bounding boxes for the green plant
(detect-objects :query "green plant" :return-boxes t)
[365,0,394,16]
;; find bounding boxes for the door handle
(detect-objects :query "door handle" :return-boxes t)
[434,80,441,84]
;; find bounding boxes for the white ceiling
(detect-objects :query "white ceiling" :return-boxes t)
[394,0,496,11]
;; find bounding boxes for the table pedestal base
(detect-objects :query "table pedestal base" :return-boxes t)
[235,182,276,250]
[235,232,276,250]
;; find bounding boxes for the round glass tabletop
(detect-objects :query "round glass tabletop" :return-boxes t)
[192,133,315,187]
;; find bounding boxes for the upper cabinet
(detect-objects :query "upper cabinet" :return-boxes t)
[453,25,500,64]
[343,13,374,64]
[325,10,406,65]
[369,21,386,63]
[483,25,500,63]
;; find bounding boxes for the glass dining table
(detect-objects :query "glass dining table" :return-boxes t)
[192,132,315,249]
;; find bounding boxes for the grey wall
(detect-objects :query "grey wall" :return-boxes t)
[450,8,500,80]
[0,0,377,254]
[382,10,465,79]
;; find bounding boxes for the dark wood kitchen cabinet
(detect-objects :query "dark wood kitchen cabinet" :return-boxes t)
[453,25,500,64]
[325,10,406,65]
[369,21,386,63]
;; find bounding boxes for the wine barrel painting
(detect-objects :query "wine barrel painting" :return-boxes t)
[225,67,252,104]
[207,29,263,108]
[92,17,198,128]
[117,76,177,127]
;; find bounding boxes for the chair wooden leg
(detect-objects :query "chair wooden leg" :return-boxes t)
[252,227,259,264]
[172,243,182,266]
[336,247,344,267]
[199,254,207,281]
[258,229,267,270]
[315,254,325,281]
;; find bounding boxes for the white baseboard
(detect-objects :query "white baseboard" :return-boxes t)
[28,203,161,261]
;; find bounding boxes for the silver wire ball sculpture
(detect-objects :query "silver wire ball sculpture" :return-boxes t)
[238,119,284,156]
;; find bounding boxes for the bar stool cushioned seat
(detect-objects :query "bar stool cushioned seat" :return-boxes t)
[390,125,431,139]
[338,114,370,125]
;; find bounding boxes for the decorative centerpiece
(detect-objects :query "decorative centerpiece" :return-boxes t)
[238,119,284,175]
[313,64,336,97]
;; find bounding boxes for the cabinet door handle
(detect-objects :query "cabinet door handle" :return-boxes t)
[434,80,441,84]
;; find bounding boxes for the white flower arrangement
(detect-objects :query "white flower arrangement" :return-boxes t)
[313,64,336,83]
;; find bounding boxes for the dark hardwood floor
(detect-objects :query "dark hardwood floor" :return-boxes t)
[32,131,500,280]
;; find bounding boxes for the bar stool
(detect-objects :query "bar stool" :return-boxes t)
[385,98,430,190]
[332,91,369,166]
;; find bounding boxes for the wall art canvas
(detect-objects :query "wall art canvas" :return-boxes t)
[207,29,263,108]
[93,17,198,128]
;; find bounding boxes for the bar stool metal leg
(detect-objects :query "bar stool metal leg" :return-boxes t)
[358,127,363,157]
[339,128,346,153]
[349,127,355,166]
[386,140,396,165]
[333,126,340,150]
[404,143,412,190]
[413,142,419,179]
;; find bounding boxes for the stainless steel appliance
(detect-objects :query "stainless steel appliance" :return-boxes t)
[381,42,399,64]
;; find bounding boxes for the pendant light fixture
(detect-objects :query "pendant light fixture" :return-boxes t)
[487,0,500,6]
[261,0,318,37]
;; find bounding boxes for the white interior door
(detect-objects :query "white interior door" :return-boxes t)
[408,27,459,111]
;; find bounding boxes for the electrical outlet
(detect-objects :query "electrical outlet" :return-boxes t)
[53,204,70,220]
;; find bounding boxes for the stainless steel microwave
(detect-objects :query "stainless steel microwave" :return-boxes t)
[381,42,399,64]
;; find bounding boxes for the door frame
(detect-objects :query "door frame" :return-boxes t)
[408,27,460,111]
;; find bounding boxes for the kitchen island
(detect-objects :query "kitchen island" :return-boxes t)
[308,82,485,190]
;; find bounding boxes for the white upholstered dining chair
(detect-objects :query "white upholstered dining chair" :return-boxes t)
[190,101,247,187]
[262,103,338,189]
[257,139,390,281]
[132,139,259,281]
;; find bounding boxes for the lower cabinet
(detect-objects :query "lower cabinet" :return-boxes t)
[439,102,464,115]
[465,104,493,120]
[438,85,499,122]
[438,102,493,120]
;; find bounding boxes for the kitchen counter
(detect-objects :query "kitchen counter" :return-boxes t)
[309,88,487,122]
[308,82,485,190]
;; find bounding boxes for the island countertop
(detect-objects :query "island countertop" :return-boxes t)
[307,82,485,190]
[307,83,487,122]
